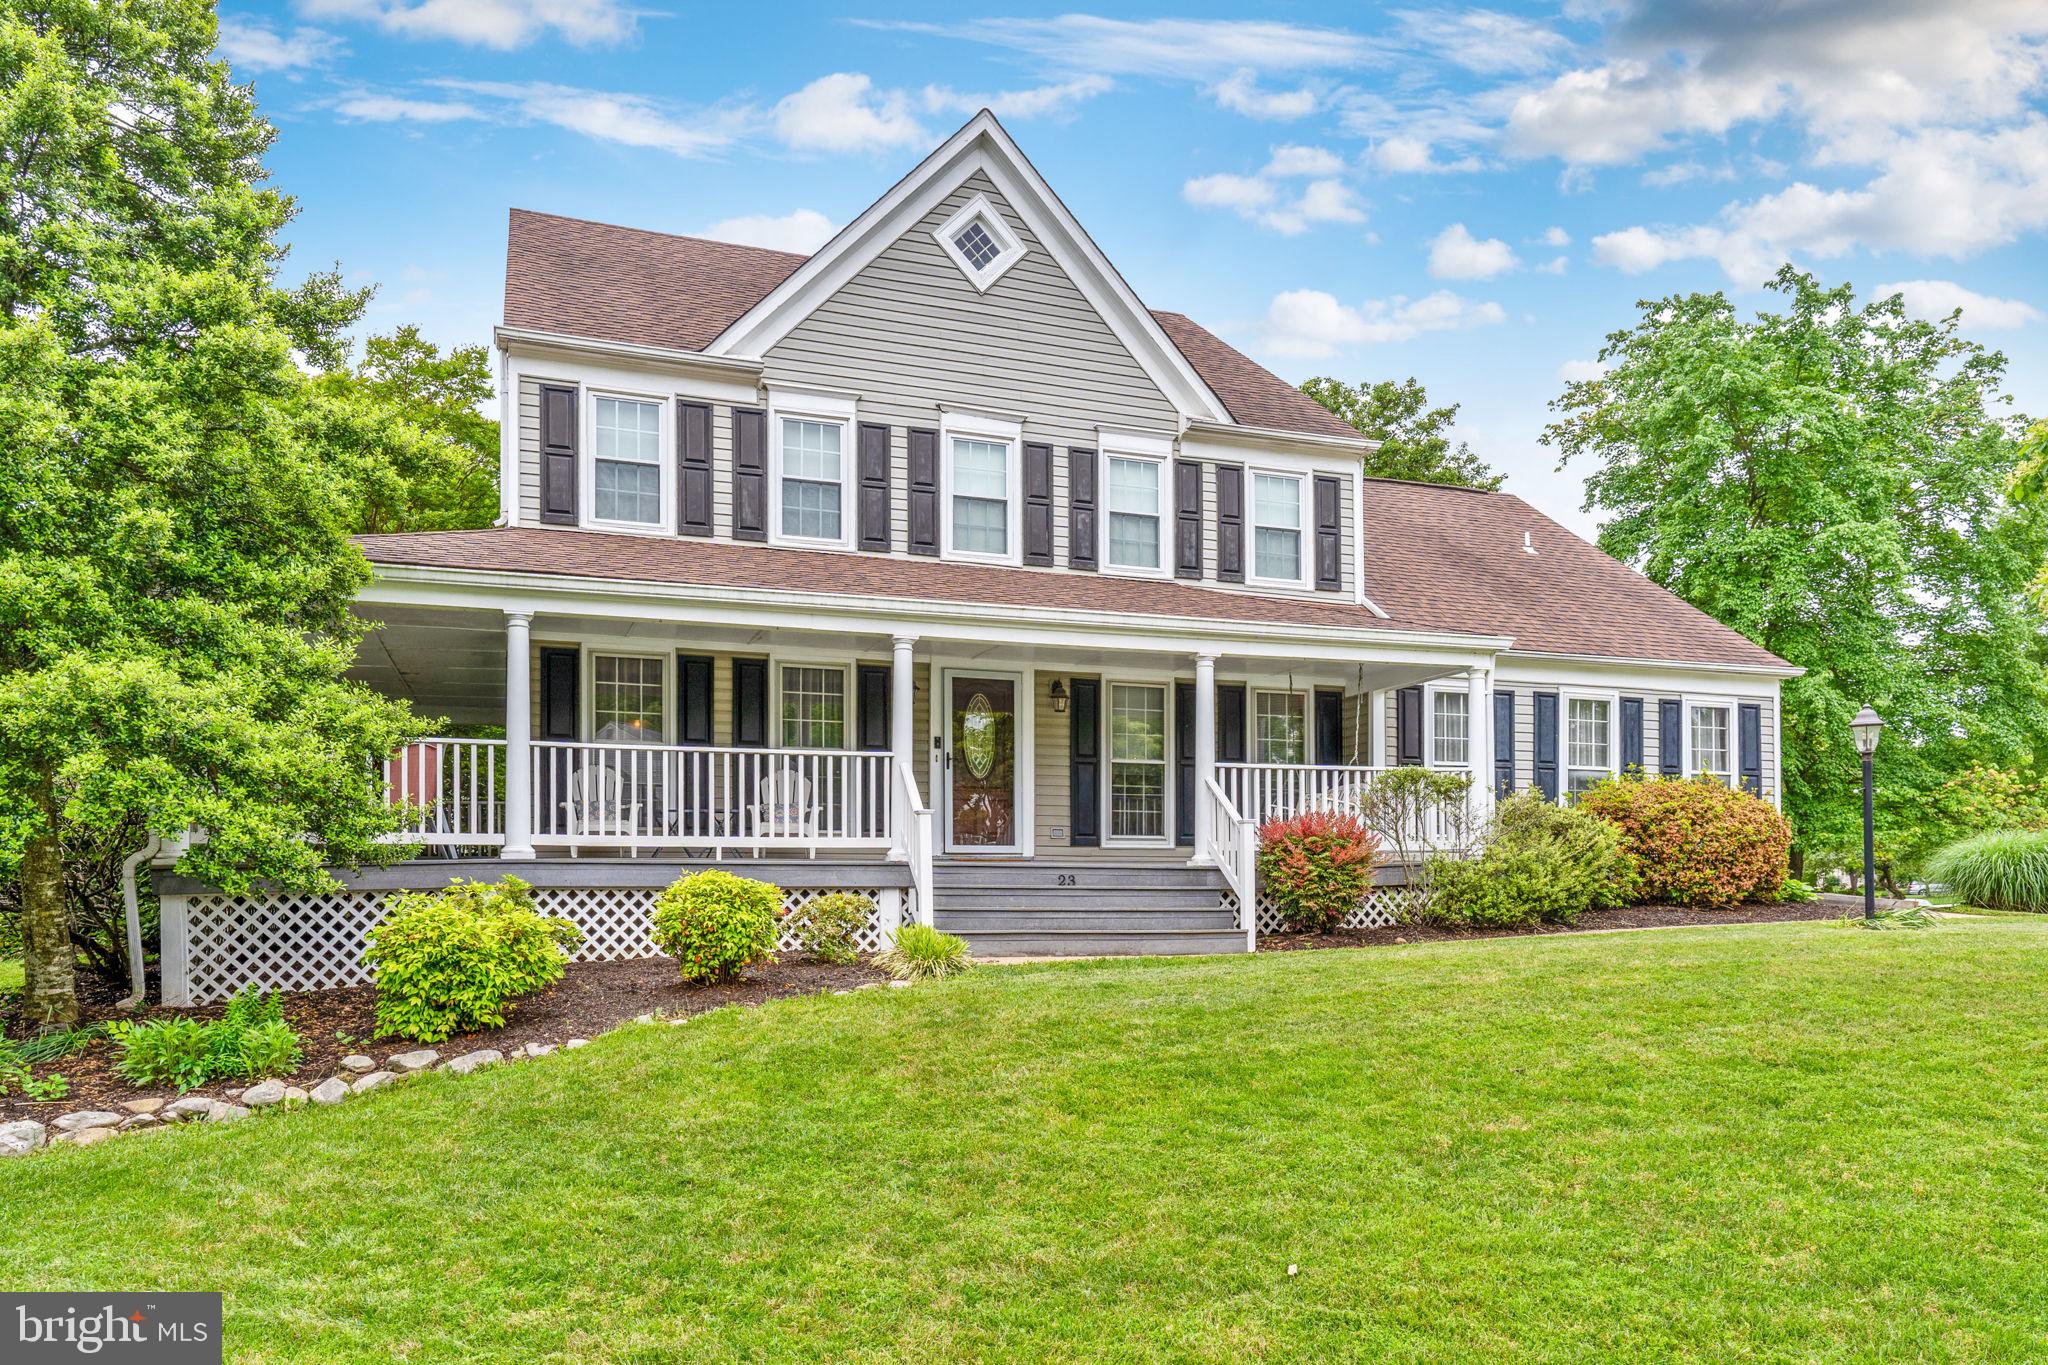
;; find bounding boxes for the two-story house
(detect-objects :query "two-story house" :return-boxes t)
[154,112,1796,1002]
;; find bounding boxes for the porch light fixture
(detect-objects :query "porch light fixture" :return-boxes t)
[1851,705,1884,920]
[1049,678,1069,714]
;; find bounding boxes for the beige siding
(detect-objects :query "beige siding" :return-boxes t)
[1496,684,1779,800]
[516,376,542,524]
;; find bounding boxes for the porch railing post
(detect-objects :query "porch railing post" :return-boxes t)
[1191,652,1218,864]
[889,634,916,859]
[502,610,536,860]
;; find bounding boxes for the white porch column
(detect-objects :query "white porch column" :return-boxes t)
[1468,666,1493,824]
[502,611,536,860]
[890,634,917,856]
[1369,690,1387,767]
[1191,652,1218,863]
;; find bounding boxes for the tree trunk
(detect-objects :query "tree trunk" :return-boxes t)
[20,776,77,1029]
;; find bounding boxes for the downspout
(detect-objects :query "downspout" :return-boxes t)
[117,834,164,1009]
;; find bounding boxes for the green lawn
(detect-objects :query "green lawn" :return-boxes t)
[7,920,2048,1363]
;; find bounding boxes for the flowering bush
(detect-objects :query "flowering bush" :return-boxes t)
[1576,777,1791,907]
[652,870,780,983]
[1256,810,1383,933]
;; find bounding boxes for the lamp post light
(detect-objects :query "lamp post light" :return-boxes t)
[1851,705,1885,919]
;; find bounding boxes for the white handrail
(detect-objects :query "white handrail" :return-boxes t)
[1202,776,1258,952]
[382,738,507,847]
[895,759,934,928]
[1218,762,1472,851]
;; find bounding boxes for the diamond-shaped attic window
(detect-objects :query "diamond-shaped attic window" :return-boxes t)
[932,192,1026,291]
[953,219,1002,271]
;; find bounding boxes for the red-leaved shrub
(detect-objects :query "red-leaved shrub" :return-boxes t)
[1256,810,1383,933]
[1575,777,1791,907]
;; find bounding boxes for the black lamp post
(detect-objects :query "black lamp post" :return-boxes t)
[1851,705,1885,919]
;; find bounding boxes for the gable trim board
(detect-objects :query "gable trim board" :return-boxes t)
[703,113,1228,427]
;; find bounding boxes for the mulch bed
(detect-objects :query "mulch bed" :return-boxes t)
[1259,900,1854,952]
[1,955,883,1121]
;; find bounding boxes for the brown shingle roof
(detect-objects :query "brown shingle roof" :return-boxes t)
[357,511,1790,670]
[1148,310,1360,441]
[504,209,806,353]
[500,210,1358,441]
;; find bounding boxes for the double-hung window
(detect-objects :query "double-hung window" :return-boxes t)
[1254,691,1307,765]
[1105,455,1165,573]
[951,438,1010,556]
[781,666,846,749]
[1566,697,1614,796]
[1252,472,1306,585]
[1431,690,1470,768]
[1108,683,1168,841]
[591,396,662,528]
[592,654,664,743]
[1689,702,1733,786]
[779,418,845,542]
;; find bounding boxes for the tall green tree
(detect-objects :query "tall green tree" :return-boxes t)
[1544,267,2048,868]
[0,1,424,1024]
[318,325,499,534]
[1300,376,1505,489]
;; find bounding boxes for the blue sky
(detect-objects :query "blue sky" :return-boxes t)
[223,1,2048,534]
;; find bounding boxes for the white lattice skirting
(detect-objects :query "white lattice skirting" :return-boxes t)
[1222,882,1426,938]
[161,884,902,1006]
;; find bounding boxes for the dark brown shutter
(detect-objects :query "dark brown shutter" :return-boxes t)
[1215,463,1244,583]
[1314,689,1343,765]
[731,408,767,542]
[1069,677,1100,846]
[1534,692,1560,799]
[677,654,714,746]
[1739,703,1763,795]
[1023,442,1054,565]
[1067,447,1097,570]
[1494,690,1517,798]
[1658,698,1684,775]
[857,665,891,750]
[1620,696,1644,772]
[539,647,579,739]
[1216,683,1247,763]
[732,658,769,747]
[907,427,939,556]
[857,423,892,552]
[676,400,712,536]
[538,384,578,525]
[1396,685,1424,766]
[1313,474,1343,591]
[1174,459,1203,579]
[1174,681,1195,846]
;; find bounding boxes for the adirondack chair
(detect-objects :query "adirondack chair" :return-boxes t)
[750,767,818,858]
[561,761,645,858]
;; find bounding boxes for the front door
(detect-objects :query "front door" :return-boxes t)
[945,673,1019,851]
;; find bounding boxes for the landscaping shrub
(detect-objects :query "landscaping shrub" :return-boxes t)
[1576,777,1791,907]
[651,870,780,984]
[873,924,971,980]
[1925,829,2048,912]
[364,876,581,1042]
[112,990,309,1090]
[115,1018,216,1092]
[793,891,872,964]
[1776,877,1821,904]
[1256,810,1383,933]
[1425,790,1636,929]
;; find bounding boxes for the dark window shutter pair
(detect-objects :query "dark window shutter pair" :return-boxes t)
[1658,698,1684,775]
[1739,703,1763,795]
[1023,443,1054,565]
[1175,460,1203,579]
[1216,683,1247,763]
[1533,692,1560,800]
[677,655,714,745]
[1068,448,1098,570]
[1314,689,1344,766]
[538,384,578,525]
[908,428,939,556]
[1395,685,1424,766]
[1494,690,1516,798]
[677,401,713,535]
[732,658,769,747]
[858,424,892,552]
[1069,678,1100,845]
[1313,474,1343,592]
[1174,681,1196,845]
[732,408,768,541]
[1619,696,1645,772]
[1215,464,1244,583]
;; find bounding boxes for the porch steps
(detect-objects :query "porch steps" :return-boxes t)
[930,860,1242,957]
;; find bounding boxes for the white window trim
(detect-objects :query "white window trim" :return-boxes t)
[1423,682,1474,772]
[584,650,670,744]
[1100,447,1172,579]
[932,192,1027,293]
[1682,695,1738,788]
[772,657,855,751]
[1247,467,1312,590]
[1251,688,1310,766]
[1102,676,1175,848]
[1561,687,1621,800]
[580,389,670,536]
[940,411,1024,566]
[767,390,858,551]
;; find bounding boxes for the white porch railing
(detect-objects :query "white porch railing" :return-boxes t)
[1218,762,1476,851]
[531,742,894,854]
[896,759,934,927]
[1201,776,1258,952]
[382,738,506,849]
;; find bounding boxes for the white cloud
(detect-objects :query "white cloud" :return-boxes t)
[1184,151,1365,235]
[217,17,342,71]
[336,92,483,123]
[1427,223,1520,279]
[1211,70,1320,120]
[773,73,929,154]
[860,16,1382,78]
[1557,358,1607,382]
[1394,8,1573,75]
[1873,279,2044,329]
[1535,254,1569,274]
[702,209,838,254]
[299,0,635,49]
[1540,225,1570,247]
[1368,134,1483,175]
[1259,288,1506,358]
[921,75,1112,121]
[1263,144,1346,177]
[433,80,746,157]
